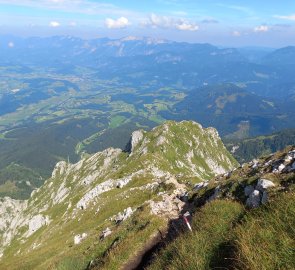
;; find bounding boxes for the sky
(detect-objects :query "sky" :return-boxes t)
[0,0,295,47]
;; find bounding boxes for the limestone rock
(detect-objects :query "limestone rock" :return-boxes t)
[52,183,69,205]
[114,207,134,223]
[129,130,144,152]
[76,180,114,210]
[194,181,209,191]
[100,228,112,239]
[74,233,87,245]
[256,179,275,192]
[52,161,68,178]
[0,197,28,254]
[278,164,285,172]
[27,215,50,237]
[149,194,185,218]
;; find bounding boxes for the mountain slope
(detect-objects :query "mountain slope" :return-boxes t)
[225,128,295,163]
[163,83,292,137]
[146,146,295,270]
[0,120,237,269]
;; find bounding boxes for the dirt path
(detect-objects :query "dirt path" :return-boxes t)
[121,231,165,270]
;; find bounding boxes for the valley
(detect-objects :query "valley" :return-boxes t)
[0,36,295,200]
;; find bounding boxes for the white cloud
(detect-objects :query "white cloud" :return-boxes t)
[8,42,14,48]
[274,14,295,21]
[49,21,60,27]
[105,17,130,29]
[176,22,199,31]
[254,25,269,32]
[149,13,171,28]
[232,31,241,37]
[145,13,199,31]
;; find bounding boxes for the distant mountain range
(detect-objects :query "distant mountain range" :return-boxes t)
[1,35,295,96]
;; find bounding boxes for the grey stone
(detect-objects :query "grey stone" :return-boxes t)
[244,185,254,197]
[261,191,268,204]
[246,190,261,208]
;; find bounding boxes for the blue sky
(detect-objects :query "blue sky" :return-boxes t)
[0,0,295,46]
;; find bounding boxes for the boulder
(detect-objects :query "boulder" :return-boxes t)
[256,179,275,192]
[244,185,254,196]
[246,190,261,208]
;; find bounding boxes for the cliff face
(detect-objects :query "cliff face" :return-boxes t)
[0,120,238,269]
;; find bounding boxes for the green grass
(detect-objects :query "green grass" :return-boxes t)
[109,115,127,128]
[235,192,295,270]
[148,200,244,270]
[148,190,295,270]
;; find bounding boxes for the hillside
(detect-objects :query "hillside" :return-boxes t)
[225,128,295,162]
[0,120,237,269]
[0,120,294,269]
[162,83,292,137]
[146,145,295,270]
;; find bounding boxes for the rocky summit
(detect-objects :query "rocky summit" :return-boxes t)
[0,120,237,269]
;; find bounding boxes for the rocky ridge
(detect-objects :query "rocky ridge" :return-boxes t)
[0,120,237,269]
[189,145,295,210]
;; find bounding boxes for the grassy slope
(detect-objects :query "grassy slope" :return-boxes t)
[235,192,295,270]
[148,200,244,270]
[147,145,295,270]
[147,192,295,270]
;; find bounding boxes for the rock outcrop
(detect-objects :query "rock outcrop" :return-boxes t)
[190,146,295,210]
